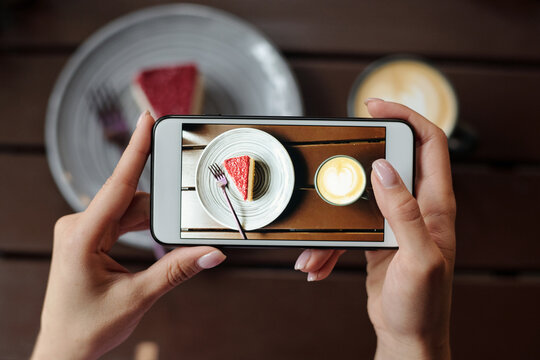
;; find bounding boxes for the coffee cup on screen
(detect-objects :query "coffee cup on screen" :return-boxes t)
[314,155,366,206]
[347,56,459,137]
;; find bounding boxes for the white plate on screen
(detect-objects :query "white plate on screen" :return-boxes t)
[194,128,295,231]
[45,4,303,249]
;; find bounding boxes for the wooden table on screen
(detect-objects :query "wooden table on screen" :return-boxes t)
[180,124,385,241]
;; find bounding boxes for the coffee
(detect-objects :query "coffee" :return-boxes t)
[315,156,366,206]
[349,57,458,136]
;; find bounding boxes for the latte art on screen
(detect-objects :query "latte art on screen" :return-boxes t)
[315,156,366,206]
[323,166,357,196]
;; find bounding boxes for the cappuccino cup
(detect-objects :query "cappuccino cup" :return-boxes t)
[314,155,366,206]
[348,56,459,137]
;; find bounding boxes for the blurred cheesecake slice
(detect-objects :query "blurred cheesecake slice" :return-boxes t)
[132,63,203,118]
[223,155,255,201]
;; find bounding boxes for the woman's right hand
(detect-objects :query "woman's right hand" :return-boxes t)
[295,99,456,359]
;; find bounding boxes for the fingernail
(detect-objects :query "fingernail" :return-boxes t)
[372,159,399,188]
[364,97,384,106]
[136,110,150,127]
[295,249,312,270]
[307,272,317,282]
[197,250,226,269]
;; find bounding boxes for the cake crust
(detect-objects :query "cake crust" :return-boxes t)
[247,158,255,201]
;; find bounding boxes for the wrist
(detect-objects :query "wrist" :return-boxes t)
[31,330,96,360]
[374,332,451,360]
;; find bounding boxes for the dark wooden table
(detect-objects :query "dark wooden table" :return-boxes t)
[1,1,540,359]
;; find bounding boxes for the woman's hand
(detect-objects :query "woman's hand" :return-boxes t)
[295,99,456,359]
[31,112,226,360]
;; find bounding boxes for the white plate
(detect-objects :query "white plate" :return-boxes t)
[194,128,295,231]
[45,4,303,249]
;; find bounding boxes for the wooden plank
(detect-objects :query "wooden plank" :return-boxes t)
[182,142,384,187]
[453,164,540,270]
[2,1,540,60]
[182,124,385,146]
[0,153,366,265]
[182,231,383,242]
[0,154,72,253]
[292,59,540,162]
[0,259,376,359]
[442,64,540,161]
[292,59,364,118]
[0,259,48,358]
[223,248,366,268]
[2,259,540,360]
[3,54,540,162]
[181,189,384,231]
[0,154,156,260]
[0,54,66,145]
[3,154,540,269]
[451,275,540,359]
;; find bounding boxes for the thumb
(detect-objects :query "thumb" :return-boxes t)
[371,159,435,256]
[135,246,226,300]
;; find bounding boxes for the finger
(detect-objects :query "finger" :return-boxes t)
[366,99,454,211]
[85,192,151,254]
[83,111,154,232]
[371,159,437,257]
[365,98,442,146]
[307,250,346,282]
[366,99,456,252]
[93,192,150,253]
[118,192,150,235]
[294,249,333,273]
[135,247,226,300]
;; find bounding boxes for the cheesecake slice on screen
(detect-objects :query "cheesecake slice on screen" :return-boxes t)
[132,63,203,118]
[223,155,255,201]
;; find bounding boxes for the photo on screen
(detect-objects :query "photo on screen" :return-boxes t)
[180,123,385,241]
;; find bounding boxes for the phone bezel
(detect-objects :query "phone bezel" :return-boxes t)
[151,115,415,249]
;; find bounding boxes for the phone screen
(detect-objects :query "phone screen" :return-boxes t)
[180,123,385,242]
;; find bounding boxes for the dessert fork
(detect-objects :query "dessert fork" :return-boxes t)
[88,85,130,148]
[209,163,248,239]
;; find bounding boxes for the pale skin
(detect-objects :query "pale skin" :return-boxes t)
[33,100,455,359]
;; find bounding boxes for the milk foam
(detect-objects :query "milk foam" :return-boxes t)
[352,59,457,136]
[316,157,366,205]
[323,167,357,197]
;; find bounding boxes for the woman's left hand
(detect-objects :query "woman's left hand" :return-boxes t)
[31,112,226,360]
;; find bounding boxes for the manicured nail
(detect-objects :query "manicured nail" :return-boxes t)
[307,272,317,282]
[372,159,399,188]
[295,249,312,270]
[364,97,384,106]
[136,110,150,127]
[197,250,226,269]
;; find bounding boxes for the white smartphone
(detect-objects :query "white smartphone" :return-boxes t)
[151,116,415,249]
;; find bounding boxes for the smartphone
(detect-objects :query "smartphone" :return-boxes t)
[151,116,414,249]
